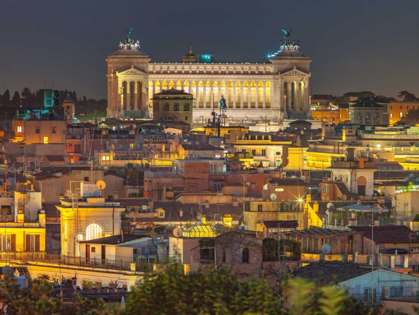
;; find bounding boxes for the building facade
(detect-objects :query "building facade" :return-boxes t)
[106,30,312,123]
[152,89,193,124]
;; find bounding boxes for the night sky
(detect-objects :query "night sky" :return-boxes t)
[1,0,418,100]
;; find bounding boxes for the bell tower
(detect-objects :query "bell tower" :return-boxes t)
[106,29,151,118]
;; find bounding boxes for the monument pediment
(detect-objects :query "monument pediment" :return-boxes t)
[281,67,309,77]
[117,65,146,76]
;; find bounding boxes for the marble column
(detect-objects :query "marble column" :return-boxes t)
[188,81,192,94]
[195,83,199,108]
[210,81,214,108]
[118,80,123,113]
[218,81,221,107]
[225,81,229,106]
[294,82,300,111]
[134,81,139,109]
[263,82,266,108]
[203,81,207,108]
[240,81,244,108]
[304,80,309,113]
[255,84,259,108]
[287,82,292,110]
[233,81,237,108]
[181,81,185,90]
[247,82,251,108]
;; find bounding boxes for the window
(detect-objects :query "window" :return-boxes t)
[74,144,81,153]
[26,234,40,252]
[35,127,40,134]
[17,126,22,133]
[91,247,96,253]
[390,113,393,118]
[261,149,266,156]
[174,103,179,111]
[163,103,169,111]
[400,112,403,118]
[242,248,249,263]
[275,188,284,192]
[257,204,263,212]
[158,211,165,218]
[84,177,89,181]
[184,103,189,111]
[130,143,134,149]
[101,155,110,161]
[188,183,197,189]
[185,116,188,121]
[43,137,49,144]
[86,223,103,241]
[251,149,256,156]
[0,235,15,251]
[52,126,57,134]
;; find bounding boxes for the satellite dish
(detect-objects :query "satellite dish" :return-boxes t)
[321,244,331,255]
[173,228,183,238]
[270,193,277,201]
[2,266,14,278]
[96,180,107,190]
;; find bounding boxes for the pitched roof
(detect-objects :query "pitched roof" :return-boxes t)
[349,225,419,244]
[293,261,371,283]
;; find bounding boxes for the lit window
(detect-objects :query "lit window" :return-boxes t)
[52,126,57,134]
[101,155,110,161]
[390,114,393,118]
[275,188,284,192]
[17,126,22,133]
[400,112,403,118]
[43,137,49,144]
[130,143,134,149]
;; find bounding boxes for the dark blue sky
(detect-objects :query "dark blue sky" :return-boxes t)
[0,0,418,100]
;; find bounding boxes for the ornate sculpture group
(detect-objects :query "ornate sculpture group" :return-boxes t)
[268,28,301,58]
[119,28,140,50]
[279,29,300,52]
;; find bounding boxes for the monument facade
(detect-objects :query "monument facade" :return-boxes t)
[106,29,312,123]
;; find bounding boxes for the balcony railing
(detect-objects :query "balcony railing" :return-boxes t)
[0,252,155,272]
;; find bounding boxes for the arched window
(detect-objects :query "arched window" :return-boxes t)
[184,103,189,111]
[163,103,169,111]
[86,223,103,241]
[174,103,179,111]
[242,248,249,263]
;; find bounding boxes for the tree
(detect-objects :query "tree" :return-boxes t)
[125,264,383,315]
[1,89,11,106]
[0,275,116,315]
[125,264,278,315]
[398,91,419,102]
[11,91,20,107]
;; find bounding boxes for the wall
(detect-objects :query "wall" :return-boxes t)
[23,120,67,144]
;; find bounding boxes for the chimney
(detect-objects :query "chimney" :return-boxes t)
[179,209,183,218]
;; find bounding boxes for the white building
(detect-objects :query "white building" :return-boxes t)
[106,30,312,123]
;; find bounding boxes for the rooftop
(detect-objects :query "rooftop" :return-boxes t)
[293,261,371,283]
[349,225,419,244]
[79,234,146,245]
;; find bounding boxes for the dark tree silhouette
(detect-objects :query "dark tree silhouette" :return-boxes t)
[398,91,419,102]
[11,91,20,107]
